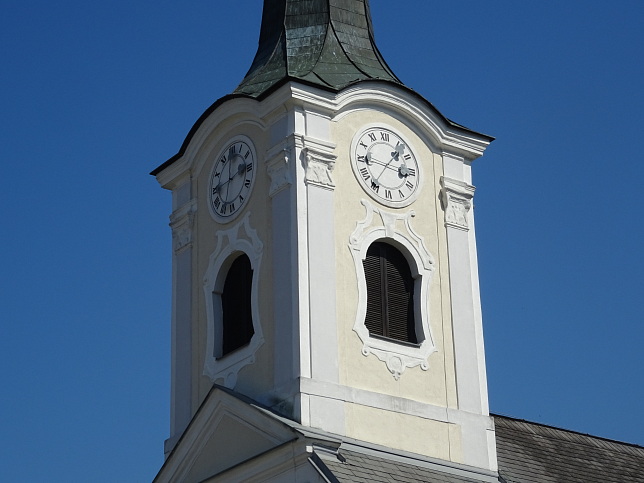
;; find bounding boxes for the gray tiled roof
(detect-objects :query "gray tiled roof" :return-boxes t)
[313,448,498,483]
[310,416,644,482]
[494,415,644,483]
[234,0,401,98]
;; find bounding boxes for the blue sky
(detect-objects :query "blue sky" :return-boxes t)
[1,1,642,481]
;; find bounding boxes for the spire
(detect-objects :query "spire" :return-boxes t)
[234,0,402,97]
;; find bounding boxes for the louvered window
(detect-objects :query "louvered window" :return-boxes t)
[363,242,417,344]
[220,254,254,357]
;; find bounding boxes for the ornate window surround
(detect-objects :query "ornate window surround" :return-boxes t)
[203,213,264,388]
[349,200,436,380]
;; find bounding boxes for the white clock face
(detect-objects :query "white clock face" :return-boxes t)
[351,127,421,207]
[208,137,256,222]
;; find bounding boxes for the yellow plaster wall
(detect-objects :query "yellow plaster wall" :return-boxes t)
[345,403,463,463]
[190,119,276,409]
[332,109,458,409]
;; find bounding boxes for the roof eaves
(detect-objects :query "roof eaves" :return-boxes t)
[151,78,493,177]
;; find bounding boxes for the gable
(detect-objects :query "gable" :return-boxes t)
[154,387,298,483]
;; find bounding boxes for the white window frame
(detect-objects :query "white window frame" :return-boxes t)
[349,200,436,379]
[203,213,264,388]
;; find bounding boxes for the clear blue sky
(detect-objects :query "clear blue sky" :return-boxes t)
[1,1,642,481]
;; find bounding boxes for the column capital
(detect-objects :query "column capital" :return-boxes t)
[440,177,475,231]
[169,200,197,253]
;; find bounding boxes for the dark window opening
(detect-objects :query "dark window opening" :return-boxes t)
[363,242,417,344]
[221,254,254,357]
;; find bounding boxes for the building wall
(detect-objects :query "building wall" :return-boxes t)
[156,82,495,469]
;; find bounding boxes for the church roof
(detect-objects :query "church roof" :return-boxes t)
[155,385,644,482]
[234,0,402,98]
[313,415,644,483]
[150,1,494,178]
[315,447,496,483]
[494,415,644,483]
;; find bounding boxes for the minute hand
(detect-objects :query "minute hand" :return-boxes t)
[375,143,406,184]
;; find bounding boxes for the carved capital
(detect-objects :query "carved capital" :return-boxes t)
[266,145,292,197]
[440,177,475,231]
[300,137,337,189]
[169,200,197,253]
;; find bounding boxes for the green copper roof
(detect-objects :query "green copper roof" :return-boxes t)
[234,0,402,97]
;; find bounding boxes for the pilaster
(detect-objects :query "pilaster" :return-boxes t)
[440,173,488,415]
[166,183,196,455]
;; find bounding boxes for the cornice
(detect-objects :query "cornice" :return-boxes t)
[153,81,493,184]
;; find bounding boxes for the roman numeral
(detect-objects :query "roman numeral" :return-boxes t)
[357,155,366,163]
[244,179,251,188]
[408,168,416,177]
[359,167,370,180]
[406,180,414,190]
[229,145,237,156]
[239,195,244,203]
[398,190,405,199]
[360,142,368,150]
[380,132,389,142]
[244,150,251,159]
[404,154,411,161]
[213,197,221,208]
[370,181,380,192]
[368,133,377,142]
[246,163,253,172]
[385,189,392,199]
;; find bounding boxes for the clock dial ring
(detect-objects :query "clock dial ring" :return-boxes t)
[351,126,421,208]
[208,136,257,223]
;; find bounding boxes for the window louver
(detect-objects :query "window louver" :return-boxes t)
[363,242,417,344]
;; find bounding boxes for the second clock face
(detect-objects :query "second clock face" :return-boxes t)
[208,137,256,222]
[351,127,421,207]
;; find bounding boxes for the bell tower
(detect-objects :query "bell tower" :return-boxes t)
[152,1,497,481]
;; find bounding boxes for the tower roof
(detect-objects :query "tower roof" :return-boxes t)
[234,0,402,97]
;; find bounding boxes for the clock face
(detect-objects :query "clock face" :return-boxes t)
[208,137,256,222]
[351,127,421,207]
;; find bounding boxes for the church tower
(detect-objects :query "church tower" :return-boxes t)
[152,1,497,481]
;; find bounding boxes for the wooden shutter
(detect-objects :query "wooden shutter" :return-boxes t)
[221,254,254,356]
[362,242,417,344]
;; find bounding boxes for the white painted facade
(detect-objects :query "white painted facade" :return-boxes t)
[154,80,496,472]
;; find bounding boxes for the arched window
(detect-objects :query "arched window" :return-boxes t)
[363,242,418,344]
[220,254,254,357]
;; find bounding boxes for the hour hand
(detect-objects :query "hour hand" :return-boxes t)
[236,161,247,176]
[396,142,406,155]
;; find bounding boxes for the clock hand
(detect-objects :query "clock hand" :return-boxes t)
[375,145,403,184]
[394,143,411,177]
[213,157,247,199]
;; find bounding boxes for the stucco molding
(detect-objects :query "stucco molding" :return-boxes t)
[301,136,337,190]
[349,200,436,380]
[170,199,197,253]
[266,144,293,197]
[202,213,264,387]
[440,177,475,231]
[290,82,492,161]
